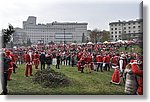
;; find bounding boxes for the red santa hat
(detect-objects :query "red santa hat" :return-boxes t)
[129,60,138,64]
[28,50,32,52]
[5,50,11,53]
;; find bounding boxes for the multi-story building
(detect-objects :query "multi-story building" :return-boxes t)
[109,19,143,41]
[13,28,27,45]
[14,16,88,45]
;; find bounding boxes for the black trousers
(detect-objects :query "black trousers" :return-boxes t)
[81,66,84,73]
[104,63,110,71]
[68,59,71,65]
[65,59,68,65]
[13,63,18,73]
[97,63,103,72]
[71,60,74,67]
[1,72,8,95]
[41,62,45,70]
[56,63,60,69]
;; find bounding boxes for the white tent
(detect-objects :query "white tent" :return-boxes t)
[87,42,93,45]
[117,40,123,43]
[71,43,76,45]
[103,41,110,44]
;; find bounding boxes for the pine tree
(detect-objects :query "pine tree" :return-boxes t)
[2,24,15,48]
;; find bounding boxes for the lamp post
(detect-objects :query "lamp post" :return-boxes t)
[64,28,66,51]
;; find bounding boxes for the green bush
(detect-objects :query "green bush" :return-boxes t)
[33,69,70,88]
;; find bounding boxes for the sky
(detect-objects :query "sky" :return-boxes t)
[0,0,142,30]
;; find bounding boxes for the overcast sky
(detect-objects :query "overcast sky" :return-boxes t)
[0,0,142,30]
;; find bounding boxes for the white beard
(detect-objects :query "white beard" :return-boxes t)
[29,52,32,55]
[29,52,32,60]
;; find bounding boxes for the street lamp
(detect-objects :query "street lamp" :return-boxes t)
[64,28,66,51]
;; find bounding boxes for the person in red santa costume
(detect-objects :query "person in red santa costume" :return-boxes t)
[110,65,120,85]
[5,50,15,81]
[25,50,33,77]
[96,53,103,72]
[33,51,40,69]
[78,55,86,73]
[112,53,119,66]
[130,60,143,95]
[87,53,93,71]
[84,53,92,73]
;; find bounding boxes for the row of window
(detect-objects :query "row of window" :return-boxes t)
[111,30,141,34]
[31,37,53,40]
[124,26,141,29]
[111,34,136,38]
[111,22,141,26]
[111,35,121,38]
[111,26,141,30]
[25,29,76,32]
[111,31,122,34]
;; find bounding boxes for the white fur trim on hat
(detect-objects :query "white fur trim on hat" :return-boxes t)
[129,60,138,64]
[112,66,119,69]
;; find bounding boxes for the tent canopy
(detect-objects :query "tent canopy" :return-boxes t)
[103,41,109,44]
[71,43,76,45]
[87,42,93,45]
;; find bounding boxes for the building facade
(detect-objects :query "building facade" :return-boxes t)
[13,28,27,45]
[109,19,143,41]
[14,16,88,45]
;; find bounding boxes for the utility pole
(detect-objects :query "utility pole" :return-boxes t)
[64,28,66,51]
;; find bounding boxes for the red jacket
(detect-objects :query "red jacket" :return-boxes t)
[34,54,40,60]
[10,54,16,63]
[112,56,119,65]
[77,52,83,61]
[6,55,14,69]
[96,55,103,62]
[34,54,40,64]
[106,55,110,63]
[87,55,92,64]
[103,56,106,63]
[131,64,143,95]
[25,54,33,65]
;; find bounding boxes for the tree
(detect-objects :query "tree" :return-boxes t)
[82,33,85,43]
[22,40,26,46]
[89,29,110,43]
[100,30,110,42]
[73,40,77,43]
[86,37,89,43]
[27,38,32,46]
[89,29,102,43]
[2,24,15,48]
[48,41,54,45]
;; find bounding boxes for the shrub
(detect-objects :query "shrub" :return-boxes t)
[33,69,70,88]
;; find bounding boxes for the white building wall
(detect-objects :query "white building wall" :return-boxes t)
[15,16,88,44]
[109,19,143,41]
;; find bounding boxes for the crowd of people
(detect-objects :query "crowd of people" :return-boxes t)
[0,42,143,95]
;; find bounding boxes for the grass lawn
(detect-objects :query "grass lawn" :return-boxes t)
[119,44,142,53]
[8,64,125,95]
[7,45,142,95]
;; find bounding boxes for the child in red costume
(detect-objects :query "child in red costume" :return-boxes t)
[110,65,120,85]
